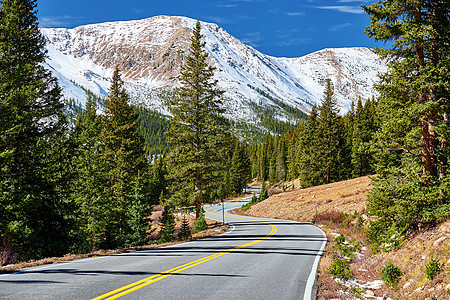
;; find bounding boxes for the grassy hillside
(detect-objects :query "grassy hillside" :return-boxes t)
[233,176,450,299]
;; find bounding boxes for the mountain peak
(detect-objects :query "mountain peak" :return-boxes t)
[42,16,387,123]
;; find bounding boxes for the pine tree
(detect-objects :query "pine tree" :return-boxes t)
[71,94,106,250]
[258,182,268,202]
[192,209,208,233]
[99,66,148,247]
[317,79,342,184]
[297,105,323,187]
[177,214,191,240]
[159,205,175,243]
[167,21,229,218]
[362,0,450,245]
[351,98,376,177]
[229,141,251,195]
[0,0,70,260]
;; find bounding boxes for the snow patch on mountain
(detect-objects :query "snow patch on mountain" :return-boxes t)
[41,16,387,122]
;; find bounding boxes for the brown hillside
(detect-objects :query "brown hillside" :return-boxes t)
[240,176,372,222]
[233,176,450,299]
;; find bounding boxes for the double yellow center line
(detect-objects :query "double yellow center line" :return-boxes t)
[92,205,277,300]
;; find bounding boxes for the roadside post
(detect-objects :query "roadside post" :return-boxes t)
[221,198,225,224]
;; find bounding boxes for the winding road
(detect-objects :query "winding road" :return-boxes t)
[0,200,326,300]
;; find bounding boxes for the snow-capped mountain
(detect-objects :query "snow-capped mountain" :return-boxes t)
[42,15,387,123]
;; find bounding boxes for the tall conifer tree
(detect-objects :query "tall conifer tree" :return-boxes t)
[0,0,69,260]
[99,67,148,247]
[71,95,107,250]
[167,21,229,218]
[297,105,322,187]
[229,141,251,195]
[363,0,450,244]
[318,80,342,184]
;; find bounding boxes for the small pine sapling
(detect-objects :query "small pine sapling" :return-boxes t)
[193,209,208,233]
[159,206,175,243]
[178,214,191,240]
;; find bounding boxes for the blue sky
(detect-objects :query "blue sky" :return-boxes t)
[37,0,381,57]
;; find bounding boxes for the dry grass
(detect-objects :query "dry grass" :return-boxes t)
[235,176,372,222]
[231,175,450,300]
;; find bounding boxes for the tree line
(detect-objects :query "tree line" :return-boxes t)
[250,79,377,188]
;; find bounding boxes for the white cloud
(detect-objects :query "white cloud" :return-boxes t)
[240,32,263,47]
[276,37,311,47]
[287,11,306,17]
[40,16,83,28]
[315,5,364,14]
[204,16,237,24]
[330,23,353,31]
[338,0,370,3]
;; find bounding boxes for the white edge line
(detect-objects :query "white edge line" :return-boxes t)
[303,224,327,300]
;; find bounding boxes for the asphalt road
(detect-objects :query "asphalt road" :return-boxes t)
[0,200,326,300]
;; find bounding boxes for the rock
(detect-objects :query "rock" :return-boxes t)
[433,236,446,246]
[421,255,426,260]
[440,223,450,233]
[365,290,375,298]
[403,281,412,289]
[445,283,450,292]
[414,286,424,293]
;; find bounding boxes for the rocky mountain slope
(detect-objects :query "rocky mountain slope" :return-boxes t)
[42,15,387,125]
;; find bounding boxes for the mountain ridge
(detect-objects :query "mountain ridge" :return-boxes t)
[42,15,387,125]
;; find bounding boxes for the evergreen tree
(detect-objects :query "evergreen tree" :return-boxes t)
[0,0,70,260]
[363,0,450,245]
[297,105,323,187]
[317,79,342,184]
[229,141,251,195]
[167,21,229,218]
[99,66,148,247]
[351,98,376,177]
[192,209,208,233]
[71,94,106,250]
[177,214,191,240]
[159,205,175,243]
[258,182,268,202]
[148,157,167,206]
[124,178,152,247]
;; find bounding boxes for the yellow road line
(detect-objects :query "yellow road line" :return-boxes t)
[92,204,277,300]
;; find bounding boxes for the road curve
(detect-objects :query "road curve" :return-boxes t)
[0,200,326,300]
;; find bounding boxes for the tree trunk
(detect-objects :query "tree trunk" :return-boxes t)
[440,110,448,181]
[415,5,438,182]
[326,166,330,184]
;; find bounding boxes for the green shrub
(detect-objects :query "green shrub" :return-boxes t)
[334,234,345,245]
[381,262,402,289]
[241,194,258,211]
[329,258,353,280]
[356,216,365,229]
[334,234,361,259]
[367,175,450,249]
[425,257,444,280]
[340,219,351,228]
[192,210,208,233]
